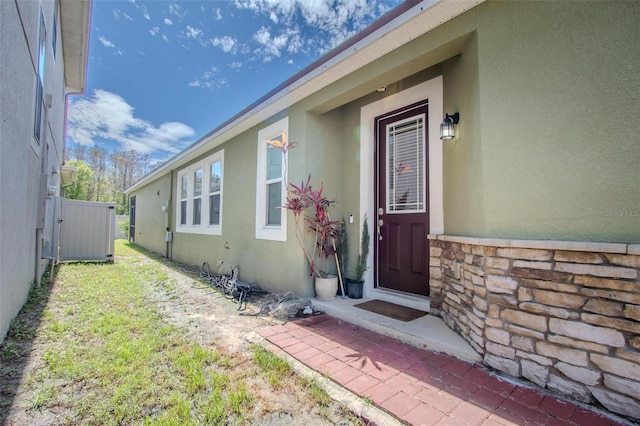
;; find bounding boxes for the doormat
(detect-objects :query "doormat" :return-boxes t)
[353,300,428,322]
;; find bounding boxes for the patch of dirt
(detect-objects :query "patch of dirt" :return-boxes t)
[0,253,366,425]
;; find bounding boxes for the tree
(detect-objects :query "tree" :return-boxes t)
[64,159,94,200]
[109,150,151,214]
[87,147,108,202]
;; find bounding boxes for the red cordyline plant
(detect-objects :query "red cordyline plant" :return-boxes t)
[284,174,342,278]
[268,135,342,278]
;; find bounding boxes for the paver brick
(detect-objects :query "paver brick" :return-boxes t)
[466,388,504,410]
[331,364,362,386]
[381,392,422,417]
[344,374,380,394]
[318,358,348,376]
[387,372,424,395]
[304,352,334,369]
[403,403,445,426]
[284,341,312,355]
[368,363,400,382]
[571,406,616,426]
[509,387,545,408]
[538,395,575,420]
[259,315,630,426]
[294,346,322,361]
[499,398,550,425]
[415,388,460,414]
[363,381,401,405]
[450,401,491,425]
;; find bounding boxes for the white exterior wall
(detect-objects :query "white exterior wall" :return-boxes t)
[0,0,69,341]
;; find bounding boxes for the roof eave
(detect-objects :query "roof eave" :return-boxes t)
[60,0,92,94]
[126,0,484,194]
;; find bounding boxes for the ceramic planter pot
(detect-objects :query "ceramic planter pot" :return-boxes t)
[315,276,338,301]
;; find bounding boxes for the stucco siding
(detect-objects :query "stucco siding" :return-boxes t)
[160,119,312,296]
[470,1,639,242]
[130,173,172,255]
[0,0,71,341]
[129,0,639,301]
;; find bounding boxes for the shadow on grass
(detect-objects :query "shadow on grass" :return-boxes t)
[0,268,57,425]
[124,241,202,278]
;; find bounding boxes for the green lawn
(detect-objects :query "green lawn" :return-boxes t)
[1,240,350,425]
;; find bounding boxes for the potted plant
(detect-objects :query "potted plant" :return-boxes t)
[347,216,370,299]
[283,174,344,300]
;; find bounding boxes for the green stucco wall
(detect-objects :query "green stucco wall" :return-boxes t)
[442,0,640,242]
[130,172,172,255]
[131,0,639,298]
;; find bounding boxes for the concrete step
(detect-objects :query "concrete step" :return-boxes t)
[312,296,482,364]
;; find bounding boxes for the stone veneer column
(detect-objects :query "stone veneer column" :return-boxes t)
[428,235,640,421]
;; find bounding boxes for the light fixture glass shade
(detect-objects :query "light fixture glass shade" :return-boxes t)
[440,112,459,140]
[440,120,455,140]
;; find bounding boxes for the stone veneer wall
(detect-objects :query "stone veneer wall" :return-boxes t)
[428,235,640,421]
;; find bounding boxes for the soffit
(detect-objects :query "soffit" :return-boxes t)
[59,0,91,94]
[126,0,485,193]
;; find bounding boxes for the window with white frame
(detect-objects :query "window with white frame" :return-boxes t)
[179,173,188,226]
[192,168,203,225]
[208,159,222,226]
[255,117,288,241]
[176,150,224,235]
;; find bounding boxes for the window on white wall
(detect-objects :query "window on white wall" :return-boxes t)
[192,168,202,225]
[176,150,224,235]
[208,159,222,226]
[33,10,47,145]
[256,117,288,241]
[179,173,188,226]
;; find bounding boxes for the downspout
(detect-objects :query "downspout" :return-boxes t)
[166,171,173,259]
[35,94,52,287]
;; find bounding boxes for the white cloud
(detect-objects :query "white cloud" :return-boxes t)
[169,3,186,19]
[150,26,159,36]
[113,9,134,21]
[98,36,115,48]
[253,26,271,45]
[186,25,202,39]
[164,18,173,25]
[212,36,237,53]
[252,26,299,61]
[229,61,243,70]
[184,25,208,46]
[188,67,228,90]
[234,0,384,58]
[67,90,195,155]
[213,8,223,20]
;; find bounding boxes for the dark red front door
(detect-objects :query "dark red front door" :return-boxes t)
[375,101,430,296]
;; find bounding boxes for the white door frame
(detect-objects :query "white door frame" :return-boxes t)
[359,76,444,300]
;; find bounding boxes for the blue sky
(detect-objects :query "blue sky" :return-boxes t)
[66,0,403,163]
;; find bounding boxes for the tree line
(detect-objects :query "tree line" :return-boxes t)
[65,146,153,215]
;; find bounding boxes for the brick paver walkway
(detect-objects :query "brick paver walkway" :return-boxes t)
[258,314,631,426]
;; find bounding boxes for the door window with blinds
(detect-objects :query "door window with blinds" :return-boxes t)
[386,114,426,213]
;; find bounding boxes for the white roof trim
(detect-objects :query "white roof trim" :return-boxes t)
[60,0,92,94]
[126,0,484,194]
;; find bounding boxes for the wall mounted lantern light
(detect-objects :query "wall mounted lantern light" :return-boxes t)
[440,112,460,140]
